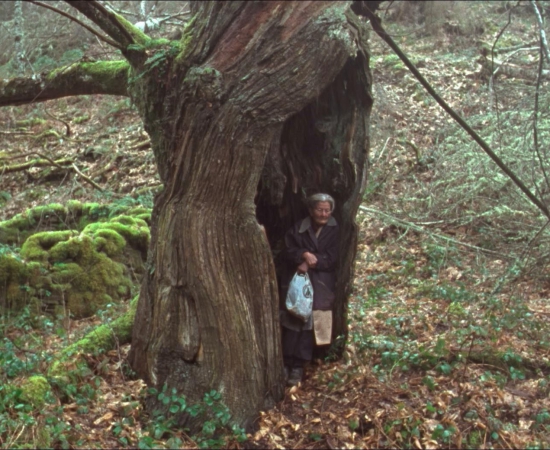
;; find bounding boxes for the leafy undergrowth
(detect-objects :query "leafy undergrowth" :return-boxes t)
[2,1,550,449]
[251,213,550,449]
[2,218,549,449]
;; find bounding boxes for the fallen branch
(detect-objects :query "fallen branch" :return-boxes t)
[1,150,54,161]
[88,153,123,179]
[495,40,539,54]
[30,129,63,147]
[484,49,543,80]
[44,107,71,137]
[0,130,34,136]
[72,163,104,192]
[129,138,151,151]
[0,157,72,173]
[0,152,104,191]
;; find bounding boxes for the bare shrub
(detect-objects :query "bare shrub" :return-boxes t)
[385,1,485,37]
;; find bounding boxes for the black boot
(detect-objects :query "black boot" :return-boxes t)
[287,367,303,387]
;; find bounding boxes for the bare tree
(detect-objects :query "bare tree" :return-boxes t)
[13,0,24,75]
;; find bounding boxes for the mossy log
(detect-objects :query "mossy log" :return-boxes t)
[0,157,72,173]
[49,295,138,378]
[0,61,130,107]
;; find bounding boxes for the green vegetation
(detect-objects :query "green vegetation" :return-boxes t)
[0,202,150,318]
[2,0,550,448]
[133,387,247,449]
[0,299,248,449]
[20,376,51,408]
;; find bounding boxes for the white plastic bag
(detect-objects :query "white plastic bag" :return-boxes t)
[285,272,314,322]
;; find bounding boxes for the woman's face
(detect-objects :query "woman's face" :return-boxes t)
[310,201,332,227]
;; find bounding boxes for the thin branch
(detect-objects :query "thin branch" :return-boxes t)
[72,163,104,191]
[489,4,513,141]
[532,43,550,194]
[25,0,122,49]
[356,5,550,219]
[44,107,72,137]
[358,206,510,258]
[86,0,136,45]
[0,130,34,136]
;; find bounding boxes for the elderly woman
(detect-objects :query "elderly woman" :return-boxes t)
[280,193,340,386]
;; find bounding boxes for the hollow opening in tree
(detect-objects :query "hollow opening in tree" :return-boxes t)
[256,53,372,346]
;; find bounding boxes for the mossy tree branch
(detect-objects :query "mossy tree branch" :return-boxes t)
[0,61,130,107]
[63,0,150,61]
[49,296,138,379]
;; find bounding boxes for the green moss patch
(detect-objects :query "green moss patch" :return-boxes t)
[50,295,138,378]
[0,201,152,246]
[20,376,51,408]
[0,203,151,318]
[0,250,34,310]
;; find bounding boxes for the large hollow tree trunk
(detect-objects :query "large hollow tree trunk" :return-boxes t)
[128,1,372,429]
[257,46,372,349]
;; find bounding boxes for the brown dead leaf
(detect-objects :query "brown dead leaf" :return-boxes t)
[93,412,114,426]
[337,424,352,442]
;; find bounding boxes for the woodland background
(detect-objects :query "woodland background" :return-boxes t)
[1,1,550,448]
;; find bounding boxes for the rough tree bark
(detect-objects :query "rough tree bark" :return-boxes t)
[127,2,373,429]
[0,0,373,430]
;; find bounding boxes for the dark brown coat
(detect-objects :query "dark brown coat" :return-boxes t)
[279,216,339,331]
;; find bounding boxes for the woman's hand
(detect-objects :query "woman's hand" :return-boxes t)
[302,251,318,267]
[297,261,309,274]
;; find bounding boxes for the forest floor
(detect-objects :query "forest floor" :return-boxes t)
[1,2,550,449]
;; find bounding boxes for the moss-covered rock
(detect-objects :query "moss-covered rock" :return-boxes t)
[0,201,152,246]
[39,234,132,318]
[20,375,51,408]
[0,203,151,317]
[21,230,77,263]
[0,250,33,310]
[83,215,150,252]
